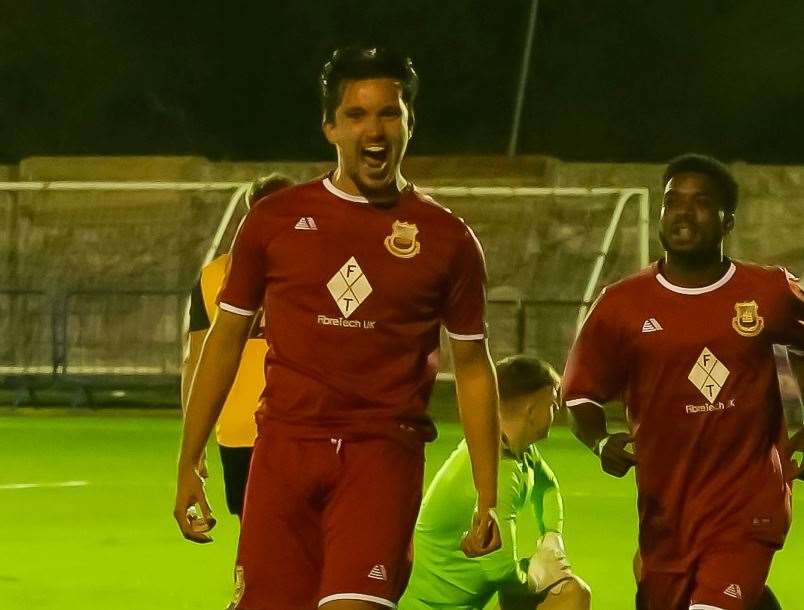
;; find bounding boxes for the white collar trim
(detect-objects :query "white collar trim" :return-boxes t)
[323,177,369,204]
[655,262,736,294]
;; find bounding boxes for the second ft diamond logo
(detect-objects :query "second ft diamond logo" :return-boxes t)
[327,257,372,318]
[688,347,730,402]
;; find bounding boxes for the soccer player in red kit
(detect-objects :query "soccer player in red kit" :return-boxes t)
[174,47,502,610]
[562,154,804,610]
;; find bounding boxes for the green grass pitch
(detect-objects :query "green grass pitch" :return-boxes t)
[1,409,801,610]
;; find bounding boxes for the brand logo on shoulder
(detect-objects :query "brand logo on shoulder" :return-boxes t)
[688,347,730,402]
[732,300,764,337]
[384,220,420,259]
[641,318,663,333]
[294,217,318,230]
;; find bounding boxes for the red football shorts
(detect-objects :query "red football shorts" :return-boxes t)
[636,541,776,610]
[232,433,424,610]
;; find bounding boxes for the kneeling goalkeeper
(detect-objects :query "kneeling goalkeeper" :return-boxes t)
[400,355,591,610]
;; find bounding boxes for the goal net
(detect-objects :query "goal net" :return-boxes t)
[0,181,650,398]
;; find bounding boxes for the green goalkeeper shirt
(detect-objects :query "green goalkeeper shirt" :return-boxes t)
[399,439,563,610]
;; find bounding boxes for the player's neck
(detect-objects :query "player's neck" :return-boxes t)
[661,251,730,288]
[501,427,526,459]
[330,169,408,204]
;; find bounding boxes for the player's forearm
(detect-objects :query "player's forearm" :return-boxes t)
[178,321,249,468]
[540,487,564,534]
[534,460,564,533]
[568,401,609,452]
[454,348,500,508]
[180,331,206,416]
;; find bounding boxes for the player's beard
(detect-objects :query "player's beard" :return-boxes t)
[659,229,723,269]
[351,157,403,204]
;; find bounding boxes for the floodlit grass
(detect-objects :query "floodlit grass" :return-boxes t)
[1,410,801,609]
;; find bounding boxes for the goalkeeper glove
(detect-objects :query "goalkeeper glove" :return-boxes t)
[527,532,572,594]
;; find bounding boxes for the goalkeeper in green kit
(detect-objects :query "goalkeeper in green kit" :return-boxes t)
[400,356,591,610]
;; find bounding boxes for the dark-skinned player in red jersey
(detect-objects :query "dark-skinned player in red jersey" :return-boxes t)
[562,154,804,610]
[174,48,502,610]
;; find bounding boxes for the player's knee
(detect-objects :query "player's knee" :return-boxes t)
[556,576,591,609]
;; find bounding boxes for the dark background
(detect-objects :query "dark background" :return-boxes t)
[3,0,804,164]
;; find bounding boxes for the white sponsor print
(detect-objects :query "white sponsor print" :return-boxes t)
[316,314,375,329]
[688,347,730,402]
[326,257,372,318]
[685,399,735,414]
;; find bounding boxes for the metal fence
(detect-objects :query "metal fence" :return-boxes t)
[1,289,185,405]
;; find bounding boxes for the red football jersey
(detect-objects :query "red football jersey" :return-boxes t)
[563,260,804,572]
[218,177,487,442]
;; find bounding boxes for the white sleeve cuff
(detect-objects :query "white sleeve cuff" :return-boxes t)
[446,330,485,341]
[219,302,257,317]
[564,397,604,408]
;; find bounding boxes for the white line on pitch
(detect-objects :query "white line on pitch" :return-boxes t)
[0,480,89,490]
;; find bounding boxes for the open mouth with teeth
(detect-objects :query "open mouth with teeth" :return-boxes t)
[361,145,389,171]
[672,223,697,240]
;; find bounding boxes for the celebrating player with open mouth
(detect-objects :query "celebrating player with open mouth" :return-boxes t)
[174,47,502,610]
[563,154,804,610]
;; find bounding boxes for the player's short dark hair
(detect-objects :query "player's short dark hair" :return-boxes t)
[245,173,294,209]
[663,153,738,215]
[319,47,418,127]
[495,355,560,402]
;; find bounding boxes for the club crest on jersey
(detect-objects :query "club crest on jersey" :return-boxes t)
[731,300,764,337]
[384,220,421,259]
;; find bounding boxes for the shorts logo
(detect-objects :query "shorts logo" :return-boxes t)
[294,216,318,230]
[231,565,245,606]
[723,583,742,599]
[368,564,388,581]
[732,300,764,337]
[327,257,372,318]
[688,347,730,401]
[384,220,421,259]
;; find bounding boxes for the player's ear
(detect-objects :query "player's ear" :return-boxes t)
[322,117,337,145]
[722,212,735,235]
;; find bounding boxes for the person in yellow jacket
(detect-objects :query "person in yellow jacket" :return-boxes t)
[182,174,294,519]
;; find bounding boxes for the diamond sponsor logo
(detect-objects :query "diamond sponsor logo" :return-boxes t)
[688,347,730,401]
[327,257,372,318]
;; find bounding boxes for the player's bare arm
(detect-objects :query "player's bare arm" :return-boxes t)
[180,329,208,478]
[174,308,252,543]
[450,336,502,557]
[568,400,635,478]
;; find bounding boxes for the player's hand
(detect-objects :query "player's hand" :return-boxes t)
[596,432,636,478]
[173,465,216,543]
[461,506,502,557]
[784,428,804,481]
